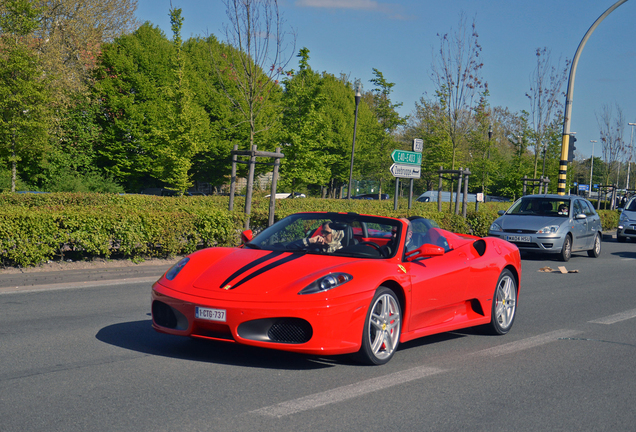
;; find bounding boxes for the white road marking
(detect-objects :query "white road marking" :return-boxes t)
[251,366,446,418]
[589,309,636,325]
[252,329,587,418]
[472,329,582,357]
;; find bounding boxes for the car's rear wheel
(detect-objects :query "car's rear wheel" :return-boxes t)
[357,287,401,365]
[559,234,572,262]
[587,233,601,257]
[488,269,517,335]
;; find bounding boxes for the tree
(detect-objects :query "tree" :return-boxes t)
[214,0,295,150]
[430,13,487,170]
[31,0,138,105]
[358,68,407,196]
[525,47,569,181]
[402,98,453,192]
[596,103,625,186]
[183,35,244,190]
[279,48,332,192]
[92,22,176,191]
[0,0,50,192]
[148,8,210,193]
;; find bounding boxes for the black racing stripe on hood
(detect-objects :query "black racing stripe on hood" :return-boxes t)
[228,253,304,290]
[219,251,284,289]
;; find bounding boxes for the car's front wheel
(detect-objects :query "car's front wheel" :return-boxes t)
[587,233,602,257]
[487,269,517,335]
[559,234,572,262]
[357,287,401,365]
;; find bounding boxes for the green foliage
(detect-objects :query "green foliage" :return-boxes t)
[0,0,50,192]
[0,192,620,267]
[0,193,240,267]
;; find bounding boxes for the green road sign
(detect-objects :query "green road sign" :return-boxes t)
[391,150,422,165]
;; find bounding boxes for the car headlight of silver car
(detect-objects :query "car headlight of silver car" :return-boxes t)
[489,222,503,232]
[537,225,559,234]
[298,273,353,295]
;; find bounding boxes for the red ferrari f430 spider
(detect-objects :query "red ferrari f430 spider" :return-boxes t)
[152,212,521,365]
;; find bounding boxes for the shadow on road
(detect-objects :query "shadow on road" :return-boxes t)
[96,319,343,370]
[611,250,636,259]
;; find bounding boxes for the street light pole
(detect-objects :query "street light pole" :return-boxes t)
[589,140,596,198]
[347,87,361,200]
[558,0,629,195]
[627,123,636,191]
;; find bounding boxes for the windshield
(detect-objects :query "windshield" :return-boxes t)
[246,213,402,258]
[507,198,570,217]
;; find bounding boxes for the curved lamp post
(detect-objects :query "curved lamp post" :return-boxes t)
[347,87,361,200]
[558,0,629,195]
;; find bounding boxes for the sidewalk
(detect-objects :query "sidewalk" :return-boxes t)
[0,258,180,294]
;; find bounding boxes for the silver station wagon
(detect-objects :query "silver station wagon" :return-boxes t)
[488,194,602,261]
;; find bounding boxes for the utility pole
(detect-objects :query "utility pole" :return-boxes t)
[559,0,629,195]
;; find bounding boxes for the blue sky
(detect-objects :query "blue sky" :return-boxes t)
[135,0,636,160]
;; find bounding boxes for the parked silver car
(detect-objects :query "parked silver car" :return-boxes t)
[617,196,636,242]
[488,194,602,261]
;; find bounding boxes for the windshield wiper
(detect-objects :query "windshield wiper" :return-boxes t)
[243,242,261,249]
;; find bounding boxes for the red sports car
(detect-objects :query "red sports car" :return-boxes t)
[152,212,521,365]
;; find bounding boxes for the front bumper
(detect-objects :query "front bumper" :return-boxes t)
[487,232,566,254]
[617,221,636,239]
[151,281,372,356]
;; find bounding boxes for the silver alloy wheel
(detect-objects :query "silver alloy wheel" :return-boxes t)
[367,292,401,361]
[560,235,572,261]
[588,233,601,257]
[494,273,516,331]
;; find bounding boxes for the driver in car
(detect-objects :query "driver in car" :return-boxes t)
[296,222,344,252]
[558,204,569,216]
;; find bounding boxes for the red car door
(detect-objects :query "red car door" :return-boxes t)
[405,245,471,332]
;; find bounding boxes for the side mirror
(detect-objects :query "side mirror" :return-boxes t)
[241,230,253,243]
[405,243,445,261]
[497,210,506,215]
[575,213,587,220]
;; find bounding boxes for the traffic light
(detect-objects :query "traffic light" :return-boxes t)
[567,135,577,162]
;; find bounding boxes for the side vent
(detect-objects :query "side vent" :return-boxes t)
[472,239,486,256]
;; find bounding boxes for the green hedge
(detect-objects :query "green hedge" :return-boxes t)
[0,192,619,267]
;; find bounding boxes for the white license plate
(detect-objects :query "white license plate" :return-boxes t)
[195,306,227,322]
[507,235,531,243]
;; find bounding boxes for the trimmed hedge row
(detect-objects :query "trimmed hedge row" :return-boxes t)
[0,192,619,267]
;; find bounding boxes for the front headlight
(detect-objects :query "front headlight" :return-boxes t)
[165,257,190,280]
[298,273,352,295]
[489,222,502,232]
[537,225,559,234]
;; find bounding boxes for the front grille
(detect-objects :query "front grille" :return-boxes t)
[503,229,536,234]
[625,229,636,235]
[511,242,540,248]
[267,319,313,344]
[152,300,188,330]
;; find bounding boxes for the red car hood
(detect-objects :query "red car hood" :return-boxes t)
[169,247,374,300]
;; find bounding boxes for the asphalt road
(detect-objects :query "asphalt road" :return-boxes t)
[1,239,635,432]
